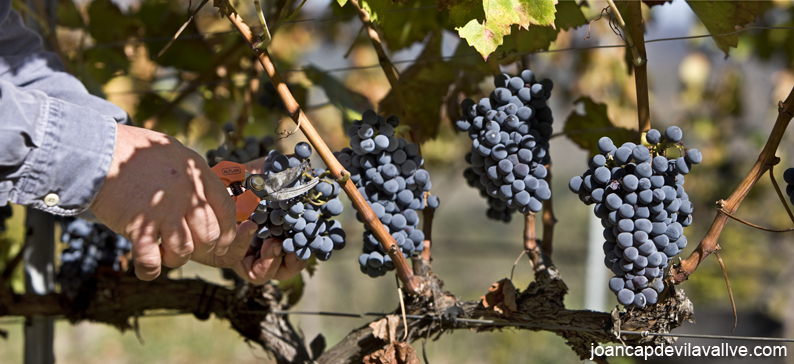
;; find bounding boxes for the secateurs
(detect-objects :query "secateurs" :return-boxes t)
[211,160,320,222]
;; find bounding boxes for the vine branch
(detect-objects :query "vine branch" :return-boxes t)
[214,0,421,294]
[627,0,650,134]
[672,87,794,284]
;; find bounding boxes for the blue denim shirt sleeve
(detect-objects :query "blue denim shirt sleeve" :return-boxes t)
[0,4,123,215]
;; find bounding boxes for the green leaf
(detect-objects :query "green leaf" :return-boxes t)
[135,93,193,135]
[564,97,638,156]
[134,0,214,72]
[444,0,484,28]
[454,0,557,59]
[360,0,390,23]
[277,273,305,306]
[81,47,130,84]
[87,0,138,43]
[57,0,84,28]
[378,33,454,141]
[686,0,768,55]
[379,0,441,51]
[337,0,348,7]
[304,65,372,125]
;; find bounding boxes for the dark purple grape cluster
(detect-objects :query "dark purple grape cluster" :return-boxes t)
[0,204,12,233]
[206,122,275,166]
[252,144,347,262]
[334,110,440,278]
[455,70,553,222]
[569,126,702,308]
[57,217,132,298]
[206,125,347,263]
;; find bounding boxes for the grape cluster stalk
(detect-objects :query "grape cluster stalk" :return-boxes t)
[334,110,440,278]
[569,126,702,307]
[455,70,554,222]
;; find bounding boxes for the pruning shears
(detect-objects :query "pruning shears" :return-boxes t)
[211,160,320,222]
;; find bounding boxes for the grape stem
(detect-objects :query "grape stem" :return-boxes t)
[541,164,556,258]
[421,195,435,262]
[671,86,794,284]
[214,0,421,294]
[768,165,794,225]
[523,213,540,270]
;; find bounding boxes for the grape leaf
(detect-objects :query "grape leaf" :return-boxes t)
[455,0,556,59]
[134,0,214,72]
[87,0,138,43]
[379,0,441,51]
[685,0,768,55]
[304,65,372,125]
[378,33,454,142]
[564,97,638,156]
[57,0,84,28]
[495,1,586,62]
[81,47,130,84]
[360,0,390,23]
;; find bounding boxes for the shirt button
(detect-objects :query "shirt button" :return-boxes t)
[43,193,60,207]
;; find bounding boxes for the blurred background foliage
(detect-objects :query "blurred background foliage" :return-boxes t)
[3,0,794,363]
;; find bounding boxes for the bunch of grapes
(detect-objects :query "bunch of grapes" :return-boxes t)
[252,144,347,262]
[207,125,348,262]
[206,122,275,166]
[333,110,440,278]
[57,218,132,298]
[0,205,12,233]
[455,70,554,222]
[569,126,702,308]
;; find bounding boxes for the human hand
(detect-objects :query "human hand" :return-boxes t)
[232,236,309,284]
[90,124,238,281]
[232,156,308,283]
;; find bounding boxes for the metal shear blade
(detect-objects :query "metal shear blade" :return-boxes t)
[247,160,320,201]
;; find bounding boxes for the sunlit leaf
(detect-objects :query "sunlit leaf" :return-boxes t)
[453,0,556,59]
[360,0,390,23]
[564,97,638,156]
[686,0,768,55]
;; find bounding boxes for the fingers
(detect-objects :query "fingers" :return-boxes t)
[241,238,284,284]
[129,221,162,281]
[243,157,268,175]
[224,220,259,263]
[185,196,222,256]
[273,252,308,281]
[160,219,194,268]
[202,165,238,256]
[195,220,258,268]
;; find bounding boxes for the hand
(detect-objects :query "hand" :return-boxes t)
[235,156,308,283]
[233,236,308,284]
[90,125,238,281]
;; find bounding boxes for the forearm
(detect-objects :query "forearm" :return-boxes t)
[0,80,117,215]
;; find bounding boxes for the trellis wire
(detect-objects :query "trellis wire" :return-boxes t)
[3,307,794,343]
